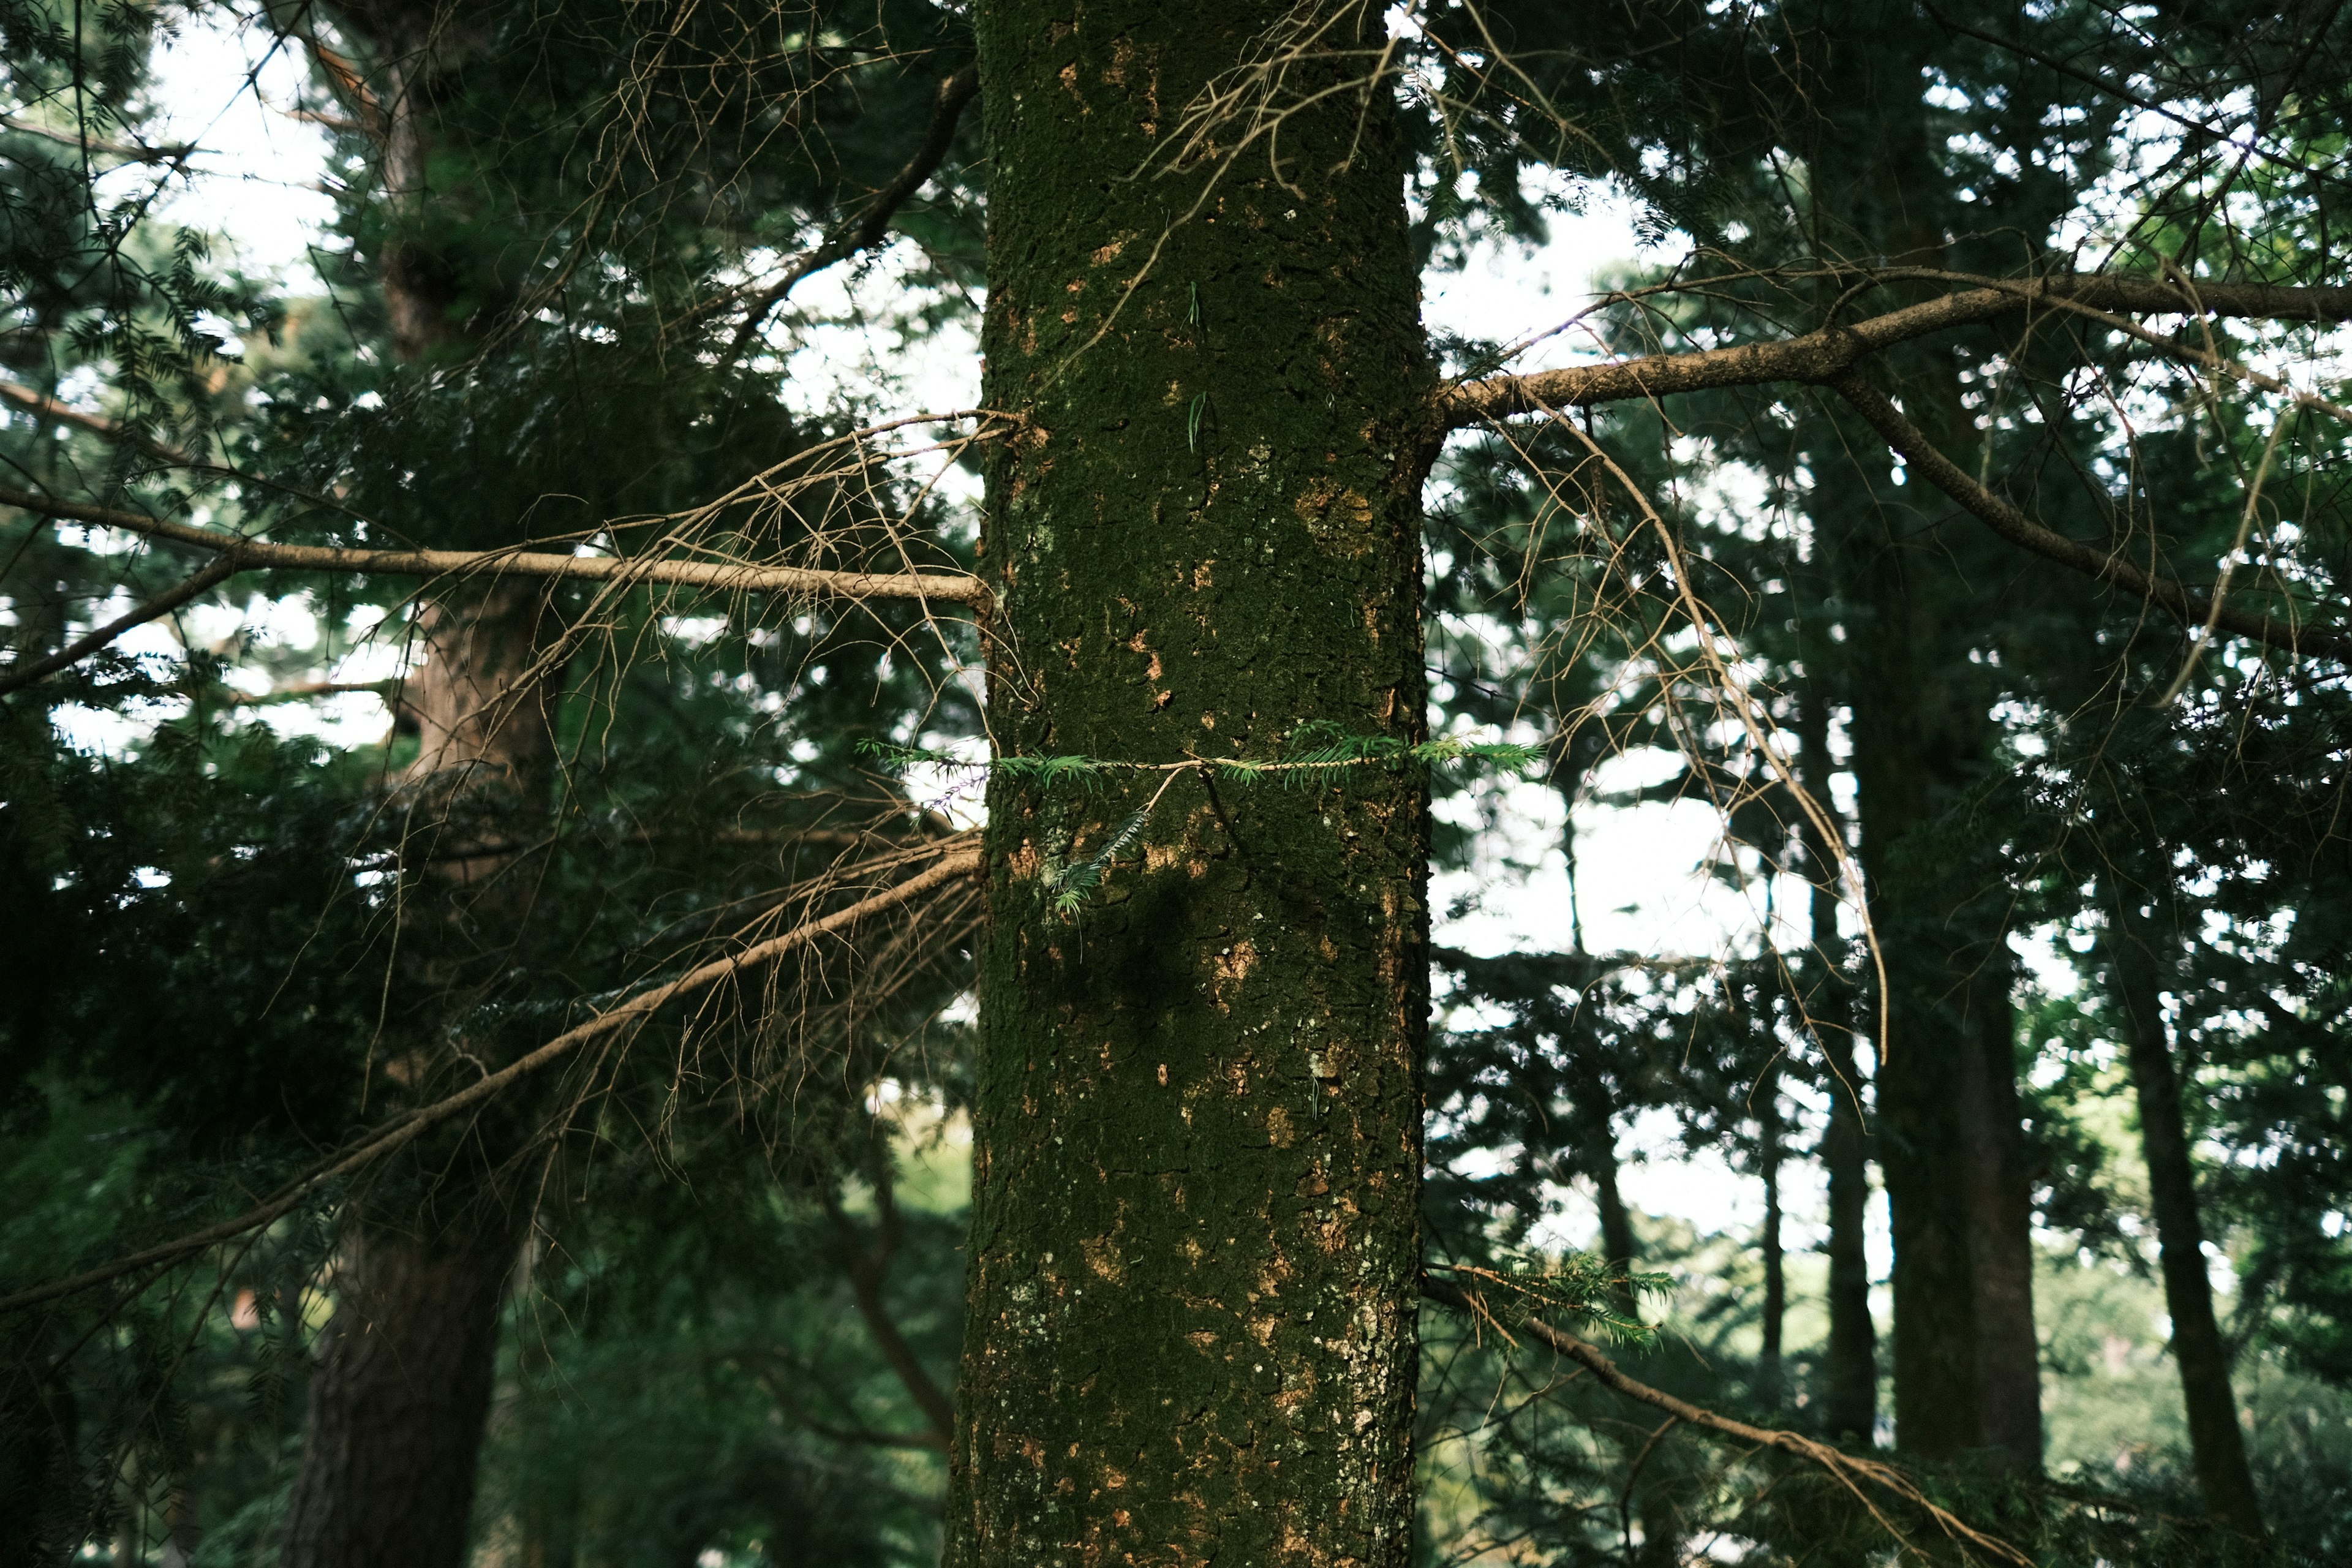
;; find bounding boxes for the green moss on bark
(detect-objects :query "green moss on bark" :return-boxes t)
[952,4,1431,1564]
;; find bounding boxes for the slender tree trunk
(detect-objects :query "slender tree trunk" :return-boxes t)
[1959,956,2042,1468]
[1758,1076,1786,1410]
[1793,678,1877,1445]
[952,6,1430,1564]
[1592,1130,1642,1324]
[2105,894,2265,1536]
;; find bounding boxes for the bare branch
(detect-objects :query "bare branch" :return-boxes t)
[0,843,983,1318]
[1441,274,2352,428]
[0,484,993,611]
[0,557,238,696]
[1826,370,2352,663]
[826,1167,957,1448]
[723,64,981,353]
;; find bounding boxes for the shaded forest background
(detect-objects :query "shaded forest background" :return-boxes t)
[2,0,2351,1562]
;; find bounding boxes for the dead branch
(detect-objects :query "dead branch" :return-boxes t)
[1441,273,2352,428]
[824,1163,956,1449]
[0,380,203,468]
[0,843,982,1318]
[0,483,993,611]
[724,63,981,353]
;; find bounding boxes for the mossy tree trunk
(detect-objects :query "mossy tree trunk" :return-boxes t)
[952,4,1431,1564]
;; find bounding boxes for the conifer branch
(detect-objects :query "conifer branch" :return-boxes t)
[1826,371,2352,663]
[723,63,981,353]
[0,484,992,610]
[1442,274,2352,428]
[0,556,238,695]
[0,843,982,1318]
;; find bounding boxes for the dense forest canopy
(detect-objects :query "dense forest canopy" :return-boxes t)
[2,0,2350,1562]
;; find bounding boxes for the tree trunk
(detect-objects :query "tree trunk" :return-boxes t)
[952,5,1430,1566]
[281,586,556,1568]
[279,7,549,1561]
[279,1219,517,1568]
[1959,956,2042,1468]
[2105,894,2265,1537]
[1758,1074,1785,1410]
[1793,676,1877,1445]
[1591,1130,1642,1324]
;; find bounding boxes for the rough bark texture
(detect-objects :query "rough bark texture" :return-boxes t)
[2106,897,2265,1537]
[278,1220,516,1568]
[952,4,1430,1564]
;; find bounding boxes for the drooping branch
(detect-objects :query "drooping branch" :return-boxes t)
[0,483,993,609]
[723,64,981,353]
[1421,1270,2030,1566]
[1441,274,2352,428]
[1825,371,2352,663]
[0,843,983,1317]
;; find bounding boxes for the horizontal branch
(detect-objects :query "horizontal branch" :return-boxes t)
[0,483,993,611]
[1443,274,2352,428]
[1826,371,2352,663]
[0,843,982,1317]
[1422,1270,2029,1564]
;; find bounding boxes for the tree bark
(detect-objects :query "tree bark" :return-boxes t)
[2105,894,2265,1537]
[952,5,1430,1564]
[279,1218,516,1568]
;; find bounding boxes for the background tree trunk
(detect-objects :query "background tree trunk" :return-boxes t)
[2105,891,2265,1536]
[278,6,549,1561]
[278,1220,516,1568]
[952,4,1431,1564]
[1792,652,1879,1447]
[1758,1074,1785,1409]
